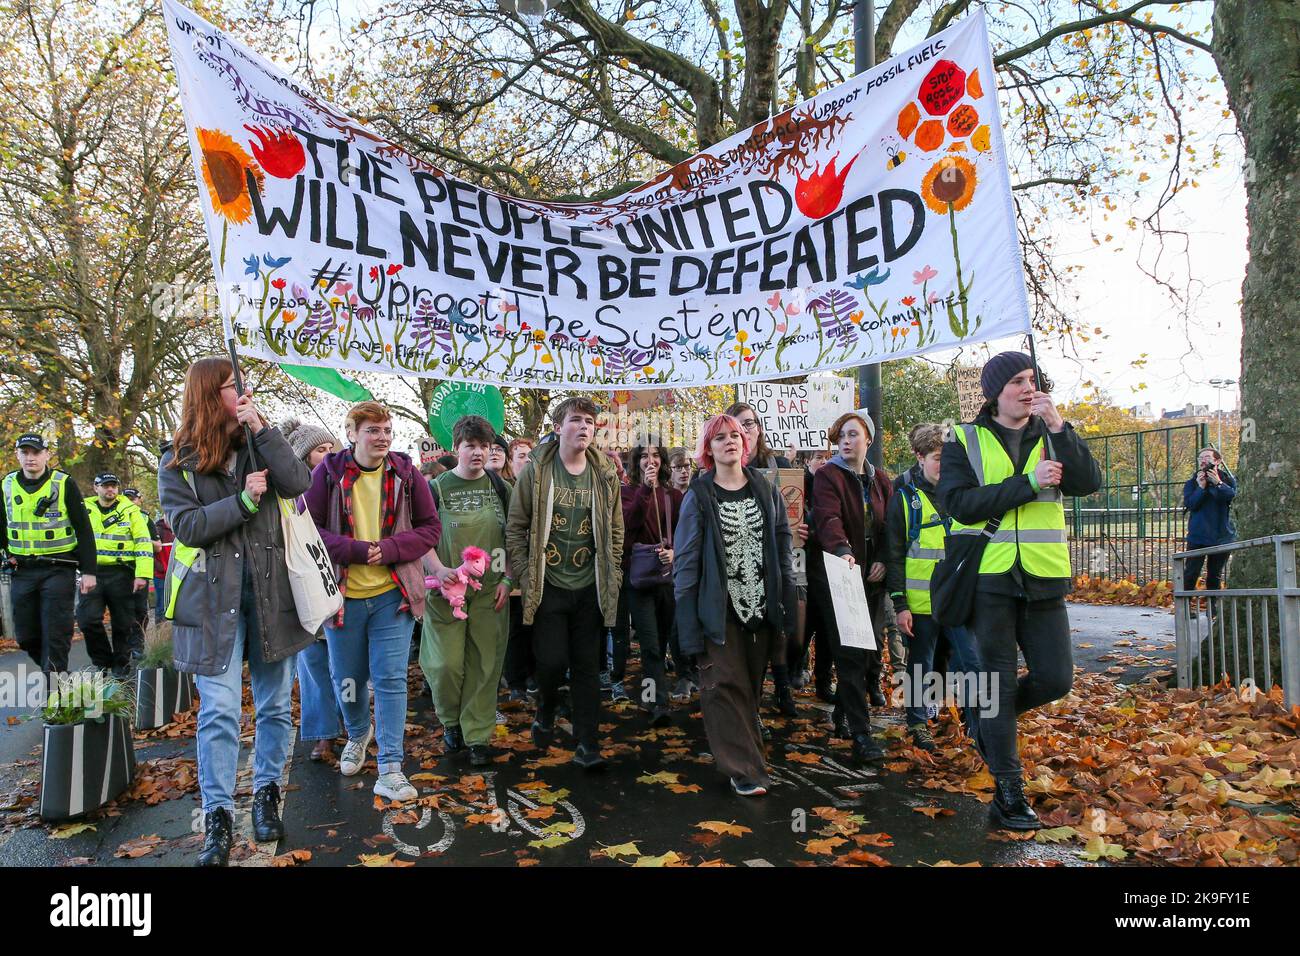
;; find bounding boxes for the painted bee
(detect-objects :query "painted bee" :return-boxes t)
[886,145,906,169]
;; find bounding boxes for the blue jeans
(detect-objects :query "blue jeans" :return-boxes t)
[325,589,412,774]
[194,576,296,814]
[903,614,981,728]
[296,639,342,742]
[153,575,166,620]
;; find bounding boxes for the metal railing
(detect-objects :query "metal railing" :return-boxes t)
[1066,422,1209,585]
[1173,533,1300,708]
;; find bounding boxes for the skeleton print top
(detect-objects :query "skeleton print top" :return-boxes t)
[714,483,766,632]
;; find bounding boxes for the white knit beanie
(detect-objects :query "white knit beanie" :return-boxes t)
[280,416,339,463]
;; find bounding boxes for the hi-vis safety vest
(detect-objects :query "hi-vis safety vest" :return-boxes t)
[901,483,949,615]
[3,471,76,557]
[86,499,152,577]
[950,424,1071,579]
[163,471,204,621]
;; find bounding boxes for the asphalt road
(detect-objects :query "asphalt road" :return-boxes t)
[0,602,1176,867]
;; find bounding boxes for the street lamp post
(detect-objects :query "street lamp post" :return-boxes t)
[1208,377,1237,451]
[854,0,881,468]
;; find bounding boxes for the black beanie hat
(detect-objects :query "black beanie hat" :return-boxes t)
[981,351,1035,400]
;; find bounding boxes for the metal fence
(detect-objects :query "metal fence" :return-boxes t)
[1173,534,1299,708]
[1064,422,1210,584]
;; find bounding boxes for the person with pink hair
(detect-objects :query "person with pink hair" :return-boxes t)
[671,415,798,797]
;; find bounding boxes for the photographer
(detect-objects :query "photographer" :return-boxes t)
[1182,447,1237,596]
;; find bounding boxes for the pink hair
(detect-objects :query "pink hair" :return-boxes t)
[694,414,751,471]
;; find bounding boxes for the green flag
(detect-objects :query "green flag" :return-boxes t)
[279,364,374,403]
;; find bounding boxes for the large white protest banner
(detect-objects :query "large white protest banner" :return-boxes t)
[164,0,1029,388]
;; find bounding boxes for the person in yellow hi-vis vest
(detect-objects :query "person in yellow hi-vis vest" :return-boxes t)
[884,423,984,754]
[937,352,1101,831]
[77,473,153,678]
[1,433,97,674]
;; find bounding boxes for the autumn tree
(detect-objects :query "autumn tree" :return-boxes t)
[0,0,221,484]
[879,359,958,470]
[1211,0,1299,585]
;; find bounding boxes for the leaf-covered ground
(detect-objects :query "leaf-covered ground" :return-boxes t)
[1,610,1295,867]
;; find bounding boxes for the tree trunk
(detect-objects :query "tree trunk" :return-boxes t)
[1212,0,1300,588]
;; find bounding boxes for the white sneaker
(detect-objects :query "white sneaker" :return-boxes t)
[374,771,417,802]
[339,723,374,777]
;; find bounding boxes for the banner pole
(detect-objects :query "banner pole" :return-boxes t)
[228,337,260,472]
[853,0,882,469]
[1026,331,1056,461]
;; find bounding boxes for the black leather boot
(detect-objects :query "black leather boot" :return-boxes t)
[196,807,234,867]
[252,782,285,843]
[776,683,798,718]
[852,733,885,765]
[990,774,1042,831]
[830,705,851,740]
[443,725,465,752]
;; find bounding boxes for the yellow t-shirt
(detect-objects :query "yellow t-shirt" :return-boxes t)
[346,463,396,599]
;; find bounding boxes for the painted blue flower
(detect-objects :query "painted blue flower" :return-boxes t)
[243,254,260,278]
[844,267,890,290]
[263,254,291,270]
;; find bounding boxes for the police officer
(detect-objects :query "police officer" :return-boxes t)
[78,473,152,677]
[0,434,97,674]
[122,488,161,641]
[937,353,1101,831]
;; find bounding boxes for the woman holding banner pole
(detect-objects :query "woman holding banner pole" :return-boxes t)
[158,357,316,866]
[937,351,1100,830]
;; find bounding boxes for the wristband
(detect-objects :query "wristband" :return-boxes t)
[1028,472,1041,495]
[240,490,260,514]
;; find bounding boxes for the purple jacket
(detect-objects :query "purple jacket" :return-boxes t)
[305,448,440,611]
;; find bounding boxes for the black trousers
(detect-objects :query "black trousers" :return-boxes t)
[627,581,673,705]
[810,572,885,736]
[503,595,535,690]
[131,585,150,654]
[1183,551,1230,593]
[789,587,835,687]
[532,582,604,746]
[11,564,76,673]
[970,593,1074,777]
[75,566,140,671]
[609,569,633,677]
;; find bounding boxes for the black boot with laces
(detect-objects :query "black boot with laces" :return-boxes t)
[196,807,234,867]
[252,782,285,843]
[989,774,1042,831]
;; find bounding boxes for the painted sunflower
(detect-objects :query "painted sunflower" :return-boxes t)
[198,128,264,224]
[920,155,977,215]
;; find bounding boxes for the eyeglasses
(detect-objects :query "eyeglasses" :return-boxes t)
[671,463,690,470]
[738,419,759,432]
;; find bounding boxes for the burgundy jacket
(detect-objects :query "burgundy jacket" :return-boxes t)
[811,455,893,578]
[621,483,684,570]
[305,448,440,612]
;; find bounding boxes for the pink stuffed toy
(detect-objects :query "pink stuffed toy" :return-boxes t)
[425,546,491,620]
